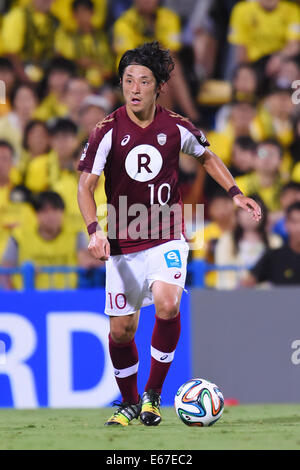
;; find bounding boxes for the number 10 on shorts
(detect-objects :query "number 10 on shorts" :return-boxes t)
[108,293,127,310]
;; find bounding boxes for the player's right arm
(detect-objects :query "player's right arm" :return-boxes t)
[77,120,114,261]
[77,172,110,261]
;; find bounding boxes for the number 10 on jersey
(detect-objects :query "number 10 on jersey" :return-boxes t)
[148,183,171,205]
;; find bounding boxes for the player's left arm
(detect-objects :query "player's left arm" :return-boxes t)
[201,148,262,221]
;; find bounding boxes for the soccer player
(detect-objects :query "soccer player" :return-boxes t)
[77,42,261,426]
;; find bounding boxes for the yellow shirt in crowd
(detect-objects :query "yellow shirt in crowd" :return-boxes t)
[191,222,222,288]
[1,5,58,62]
[10,0,108,31]
[113,6,181,65]
[292,162,300,183]
[54,28,114,87]
[235,172,286,211]
[11,222,81,290]
[34,93,69,122]
[0,181,36,260]
[51,0,108,32]
[228,0,300,62]
[25,150,107,230]
[52,169,107,232]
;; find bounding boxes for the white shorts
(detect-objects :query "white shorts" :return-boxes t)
[104,236,189,316]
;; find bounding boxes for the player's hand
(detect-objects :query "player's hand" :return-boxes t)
[88,230,110,261]
[232,194,262,222]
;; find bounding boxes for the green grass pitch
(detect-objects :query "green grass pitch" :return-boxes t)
[1,404,300,450]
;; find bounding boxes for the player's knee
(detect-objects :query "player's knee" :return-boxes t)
[156,298,179,319]
[110,322,136,343]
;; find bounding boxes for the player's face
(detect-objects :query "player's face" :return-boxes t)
[122,65,159,115]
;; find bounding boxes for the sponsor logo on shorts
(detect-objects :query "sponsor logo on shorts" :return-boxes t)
[164,250,182,268]
[174,271,182,279]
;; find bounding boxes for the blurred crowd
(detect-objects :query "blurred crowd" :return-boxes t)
[0,0,300,290]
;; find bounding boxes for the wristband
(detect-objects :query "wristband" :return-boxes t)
[228,185,243,198]
[87,221,99,235]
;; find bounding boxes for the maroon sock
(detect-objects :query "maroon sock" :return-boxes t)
[145,313,181,395]
[108,334,139,404]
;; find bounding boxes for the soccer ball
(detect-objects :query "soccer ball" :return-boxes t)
[174,378,224,427]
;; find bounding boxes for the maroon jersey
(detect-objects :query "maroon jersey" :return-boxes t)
[78,105,209,255]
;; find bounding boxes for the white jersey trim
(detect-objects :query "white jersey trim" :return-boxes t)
[91,128,113,175]
[177,124,206,159]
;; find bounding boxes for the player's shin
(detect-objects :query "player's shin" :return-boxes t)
[144,313,181,394]
[140,313,181,425]
[108,334,140,405]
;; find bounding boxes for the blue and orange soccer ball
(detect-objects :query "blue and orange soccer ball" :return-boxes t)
[174,378,224,426]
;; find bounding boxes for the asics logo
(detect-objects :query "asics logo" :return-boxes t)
[160,354,169,361]
[114,370,120,376]
[121,134,130,146]
[174,272,182,279]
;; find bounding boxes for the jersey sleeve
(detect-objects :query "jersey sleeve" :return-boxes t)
[176,120,210,160]
[77,117,114,175]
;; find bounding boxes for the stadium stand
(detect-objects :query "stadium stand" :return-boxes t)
[0,0,300,290]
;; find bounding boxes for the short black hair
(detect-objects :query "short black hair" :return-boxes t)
[257,138,283,157]
[45,57,77,76]
[118,41,175,87]
[208,188,232,204]
[72,0,94,11]
[48,118,78,136]
[0,139,14,155]
[0,57,14,71]
[232,62,257,79]
[233,136,257,152]
[281,181,300,195]
[286,201,300,218]
[231,99,257,108]
[33,191,65,212]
